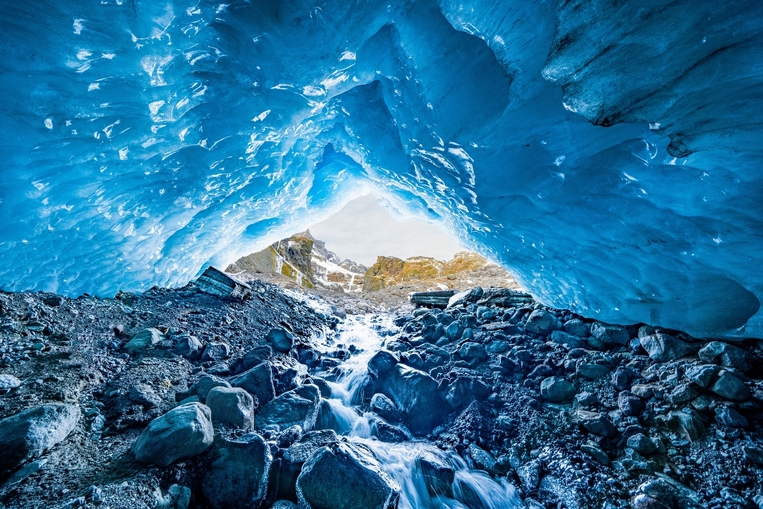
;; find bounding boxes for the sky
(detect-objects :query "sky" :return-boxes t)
[308,194,464,266]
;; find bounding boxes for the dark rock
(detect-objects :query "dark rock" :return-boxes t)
[201,342,230,362]
[206,387,255,429]
[540,376,576,403]
[190,374,231,402]
[666,383,698,405]
[370,393,402,423]
[685,364,721,388]
[196,266,252,299]
[242,346,273,371]
[443,376,490,408]
[525,309,557,335]
[124,328,165,354]
[296,443,400,509]
[372,364,447,435]
[639,333,696,362]
[417,450,455,497]
[229,362,275,406]
[581,440,610,465]
[618,391,645,416]
[589,322,629,349]
[254,384,321,431]
[0,403,81,482]
[715,406,748,427]
[369,416,411,442]
[284,430,339,464]
[631,478,678,509]
[627,433,657,455]
[710,371,750,401]
[367,350,398,378]
[444,321,463,341]
[576,410,617,437]
[575,391,598,407]
[267,328,294,353]
[410,290,458,308]
[611,367,633,391]
[528,364,554,379]
[475,288,534,308]
[656,410,705,441]
[457,342,487,362]
[174,334,203,358]
[131,402,214,466]
[698,341,752,372]
[200,434,270,509]
[743,445,763,465]
[564,319,589,338]
[517,461,541,490]
[577,362,611,380]
[549,330,585,349]
[128,384,162,408]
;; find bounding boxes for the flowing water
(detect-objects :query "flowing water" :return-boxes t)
[307,313,524,509]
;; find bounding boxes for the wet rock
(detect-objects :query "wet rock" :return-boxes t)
[201,342,230,362]
[128,384,162,408]
[229,362,275,406]
[206,386,255,429]
[200,433,271,509]
[564,319,589,338]
[698,341,752,372]
[190,374,231,402]
[618,391,645,416]
[715,406,748,427]
[267,327,294,353]
[577,362,612,380]
[710,371,750,401]
[0,403,81,482]
[576,410,617,437]
[370,394,402,423]
[639,333,696,362]
[549,330,585,349]
[131,402,214,466]
[540,376,576,403]
[254,384,321,432]
[124,328,165,354]
[468,444,496,473]
[296,442,400,509]
[581,440,610,465]
[0,373,21,392]
[588,322,629,349]
[525,309,557,335]
[367,350,398,378]
[457,342,488,362]
[416,450,455,498]
[369,416,411,443]
[627,433,657,455]
[685,364,721,388]
[174,334,203,358]
[284,430,339,464]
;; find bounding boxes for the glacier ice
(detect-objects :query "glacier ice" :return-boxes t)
[0,0,762,338]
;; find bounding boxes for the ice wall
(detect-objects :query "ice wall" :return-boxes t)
[1,0,762,338]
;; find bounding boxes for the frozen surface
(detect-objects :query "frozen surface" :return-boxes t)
[0,0,762,337]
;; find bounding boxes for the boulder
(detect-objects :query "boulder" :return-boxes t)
[267,328,294,353]
[588,323,629,349]
[369,416,411,443]
[296,443,400,509]
[367,351,398,378]
[370,394,402,424]
[372,364,447,435]
[124,328,165,354]
[443,376,490,408]
[525,309,557,335]
[698,342,752,372]
[549,330,585,349]
[457,342,488,362]
[416,450,455,497]
[131,402,214,466]
[576,410,617,437]
[254,384,321,432]
[715,406,748,428]
[174,334,203,358]
[284,430,339,464]
[656,410,705,442]
[639,333,696,362]
[229,362,275,406]
[201,342,230,362]
[563,319,589,338]
[190,374,231,402]
[200,434,271,509]
[540,377,576,403]
[241,346,273,371]
[685,364,721,388]
[0,403,81,482]
[444,321,463,340]
[577,362,611,380]
[710,371,750,401]
[627,434,657,455]
[206,387,255,429]
[0,374,22,392]
[128,384,162,408]
[580,441,610,465]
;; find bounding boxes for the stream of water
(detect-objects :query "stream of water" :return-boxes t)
[307,313,524,509]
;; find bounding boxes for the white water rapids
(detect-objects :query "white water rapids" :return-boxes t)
[307,313,524,509]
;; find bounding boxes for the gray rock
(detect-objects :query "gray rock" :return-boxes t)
[296,443,400,509]
[580,440,609,465]
[0,403,81,482]
[201,342,230,362]
[267,328,294,353]
[639,333,696,362]
[576,410,617,437]
[577,362,611,380]
[525,309,557,335]
[549,330,585,349]
[710,371,750,401]
[200,434,271,509]
[563,319,589,338]
[416,450,455,497]
[685,364,721,388]
[370,393,402,424]
[128,384,162,408]
[627,433,657,455]
[284,430,339,464]
[174,334,203,358]
[457,342,487,362]
[124,328,165,354]
[190,374,231,402]
[698,341,752,372]
[589,322,629,348]
[540,377,576,403]
[715,406,748,427]
[254,384,321,432]
[0,374,21,392]
[229,362,275,406]
[206,387,255,429]
[131,402,214,466]
[631,479,678,509]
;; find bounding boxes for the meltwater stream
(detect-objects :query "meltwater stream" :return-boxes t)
[307,314,524,509]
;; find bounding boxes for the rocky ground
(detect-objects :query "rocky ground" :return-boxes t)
[0,277,762,509]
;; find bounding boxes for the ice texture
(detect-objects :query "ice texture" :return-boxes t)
[0,0,762,338]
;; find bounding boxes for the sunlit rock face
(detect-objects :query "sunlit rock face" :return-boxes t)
[0,0,762,338]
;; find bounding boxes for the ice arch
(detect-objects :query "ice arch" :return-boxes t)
[0,0,762,338]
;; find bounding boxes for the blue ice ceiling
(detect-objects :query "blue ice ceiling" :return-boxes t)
[1,0,762,338]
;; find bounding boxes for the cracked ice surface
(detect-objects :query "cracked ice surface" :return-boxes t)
[0,0,762,338]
